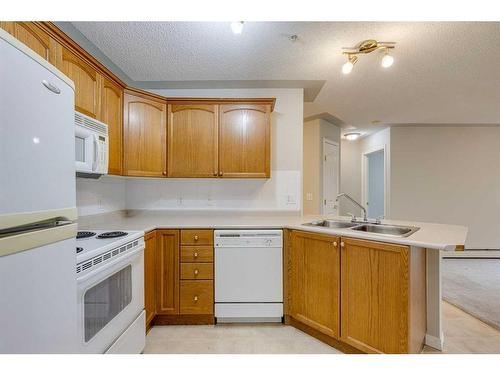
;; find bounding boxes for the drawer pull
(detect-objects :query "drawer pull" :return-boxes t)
[194,295,199,302]
[194,235,199,241]
[194,269,199,276]
[340,241,345,248]
[193,252,198,258]
[333,241,338,247]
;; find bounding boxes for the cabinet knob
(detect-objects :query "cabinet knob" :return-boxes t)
[193,295,198,302]
[340,241,345,248]
[194,269,199,276]
[218,172,223,177]
[162,171,167,176]
[194,252,198,258]
[333,241,338,247]
[194,235,199,241]
[213,172,217,176]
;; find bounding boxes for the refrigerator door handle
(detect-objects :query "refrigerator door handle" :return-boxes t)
[42,79,61,94]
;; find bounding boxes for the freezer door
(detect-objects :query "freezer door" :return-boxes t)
[0,31,76,217]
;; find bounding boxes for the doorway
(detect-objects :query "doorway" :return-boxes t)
[363,149,385,218]
[322,139,339,215]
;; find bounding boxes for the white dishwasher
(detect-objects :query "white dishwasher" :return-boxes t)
[214,229,283,323]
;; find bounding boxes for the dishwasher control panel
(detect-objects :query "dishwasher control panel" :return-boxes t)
[214,229,283,248]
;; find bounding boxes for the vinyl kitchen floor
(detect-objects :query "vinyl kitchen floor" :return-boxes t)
[144,302,500,354]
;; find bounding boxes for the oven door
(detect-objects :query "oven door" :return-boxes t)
[75,125,96,173]
[76,247,144,353]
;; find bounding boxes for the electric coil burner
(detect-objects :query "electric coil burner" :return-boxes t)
[97,231,128,239]
[77,231,96,239]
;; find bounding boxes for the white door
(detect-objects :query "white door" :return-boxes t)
[322,140,339,215]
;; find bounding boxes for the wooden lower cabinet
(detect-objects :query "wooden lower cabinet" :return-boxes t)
[155,230,180,315]
[286,231,426,354]
[288,230,340,339]
[340,237,426,354]
[144,231,157,330]
[146,229,215,328]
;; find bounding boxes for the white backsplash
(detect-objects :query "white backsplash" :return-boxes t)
[76,175,126,216]
[125,170,301,211]
[76,170,301,216]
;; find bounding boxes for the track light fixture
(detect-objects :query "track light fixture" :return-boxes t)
[341,39,396,74]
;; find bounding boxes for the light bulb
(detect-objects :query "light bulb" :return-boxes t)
[345,132,361,141]
[342,61,354,74]
[381,53,394,68]
[231,21,244,35]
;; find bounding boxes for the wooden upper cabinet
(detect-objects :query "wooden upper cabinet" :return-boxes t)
[289,230,341,339]
[123,91,167,177]
[0,22,56,63]
[144,231,157,328]
[156,230,180,315]
[55,44,101,118]
[219,104,271,178]
[340,238,412,354]
[99,77,123,175]
[167,104,218,177]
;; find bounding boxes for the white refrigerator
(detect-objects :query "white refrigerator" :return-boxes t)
[0,29,78,353]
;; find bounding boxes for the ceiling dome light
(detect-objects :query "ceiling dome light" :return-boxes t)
[342,55,357,75]
[381,53,394,68]
[344,132,361,141]
[231,21,244,35]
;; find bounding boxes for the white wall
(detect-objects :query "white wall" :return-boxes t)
[77,88,304,214]
[390,126,500,249]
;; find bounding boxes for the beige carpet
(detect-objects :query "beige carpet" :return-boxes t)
[442,258,500,330]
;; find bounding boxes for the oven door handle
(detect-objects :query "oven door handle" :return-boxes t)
[77,246,144,284]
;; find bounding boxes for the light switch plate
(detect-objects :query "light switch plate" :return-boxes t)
[306,193,313,201]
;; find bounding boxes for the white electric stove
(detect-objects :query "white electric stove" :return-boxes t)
[75,230,146,354]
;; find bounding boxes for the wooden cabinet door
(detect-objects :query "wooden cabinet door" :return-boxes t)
[144,231,157,328]
[123,92,167,177]
[340,237,410,354]
[0,22,56,63]
[219,104,271,178]
[99,77,123,175]
[167,104,218,177]
[289,230,340,338]
[55,44,101,118]
[156,230,179,315]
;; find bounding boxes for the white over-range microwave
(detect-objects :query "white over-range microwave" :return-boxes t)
[75,111,109,178]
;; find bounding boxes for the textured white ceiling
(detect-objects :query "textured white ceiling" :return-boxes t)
[72,21,500,128]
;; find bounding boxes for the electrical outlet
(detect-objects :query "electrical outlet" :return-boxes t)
[178,197,183,206]
[306,193,313,201]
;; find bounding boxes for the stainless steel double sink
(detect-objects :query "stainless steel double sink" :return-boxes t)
[302,220,420,238]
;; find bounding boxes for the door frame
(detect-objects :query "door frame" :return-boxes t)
[322,138,340,215]
[361,145,387,218]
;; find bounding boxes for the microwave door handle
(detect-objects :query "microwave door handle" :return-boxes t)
[92,134,98,172]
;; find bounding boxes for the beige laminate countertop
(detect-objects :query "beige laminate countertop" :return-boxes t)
[77,210,468,251]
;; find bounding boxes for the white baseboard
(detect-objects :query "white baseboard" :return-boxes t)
[443,250,500,259]
[425,333,444,350]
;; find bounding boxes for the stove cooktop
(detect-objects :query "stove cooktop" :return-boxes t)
[76,230,144,262]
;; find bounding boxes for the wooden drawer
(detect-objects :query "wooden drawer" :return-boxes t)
[180,280,213,315]
[181,229,213,246]
[180,263,213,280]
[180,246,214,263]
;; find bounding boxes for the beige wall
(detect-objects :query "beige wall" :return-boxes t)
[303,119,340,214]
[390,126,500,249]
